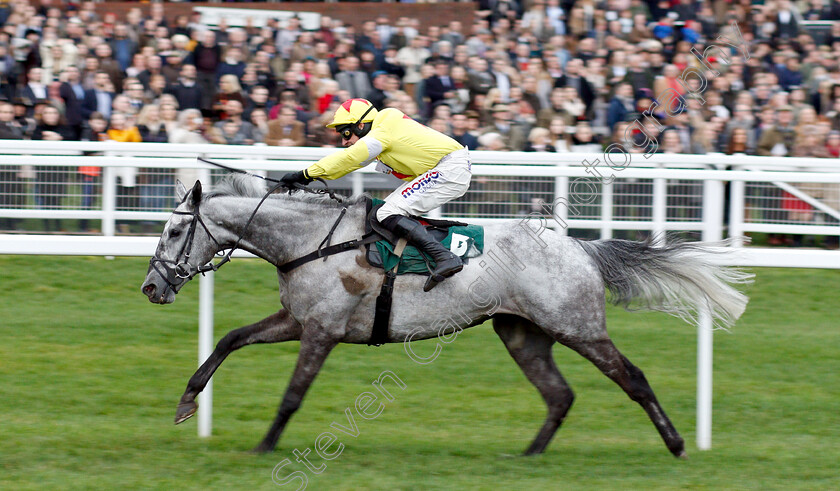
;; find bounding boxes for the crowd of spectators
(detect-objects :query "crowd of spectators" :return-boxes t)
[0,0,839,236]
[1,0,838,153]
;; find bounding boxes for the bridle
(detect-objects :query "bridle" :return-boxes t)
[148,189,231,296]
[149,166,345,297]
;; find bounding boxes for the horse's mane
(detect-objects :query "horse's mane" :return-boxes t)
[204,173,367,208]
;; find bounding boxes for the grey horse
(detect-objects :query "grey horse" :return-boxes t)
[141,175,752,457]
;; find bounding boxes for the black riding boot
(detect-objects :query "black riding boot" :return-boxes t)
[380,215,463,292]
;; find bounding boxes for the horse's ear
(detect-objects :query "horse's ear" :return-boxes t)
[191,181,202,206]
[176,180,188,202]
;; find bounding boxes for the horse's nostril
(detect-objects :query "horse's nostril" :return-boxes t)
[143,284,156,296]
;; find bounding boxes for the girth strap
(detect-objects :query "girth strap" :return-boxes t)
[369,238,408,346]
[275,195,409,347]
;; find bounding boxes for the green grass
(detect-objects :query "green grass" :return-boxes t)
[1,256,838,490]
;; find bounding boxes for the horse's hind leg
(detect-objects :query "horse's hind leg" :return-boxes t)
[493,314,575,456]
[564,335,686,458]
[175,310,302,424]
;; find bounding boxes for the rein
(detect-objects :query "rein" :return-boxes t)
[150,182,285,294]
[192,157,370,275]
[150,163,346,296]
[149,172,397,346]
[197,157,346,204]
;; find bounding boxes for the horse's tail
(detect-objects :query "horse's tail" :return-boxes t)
[577,237,754,329]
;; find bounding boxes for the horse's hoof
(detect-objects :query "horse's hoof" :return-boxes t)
[251,442,275,454]
[174,401,198,424]
[676,450,688,460]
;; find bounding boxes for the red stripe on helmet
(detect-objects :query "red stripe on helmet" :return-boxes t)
[340,98,369,111]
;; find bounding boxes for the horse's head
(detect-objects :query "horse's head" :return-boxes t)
[141,180,224,304]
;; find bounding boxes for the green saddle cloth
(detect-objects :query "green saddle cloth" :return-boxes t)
[371,200,484,275]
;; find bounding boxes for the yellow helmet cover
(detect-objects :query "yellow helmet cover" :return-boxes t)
[327,98,378,128]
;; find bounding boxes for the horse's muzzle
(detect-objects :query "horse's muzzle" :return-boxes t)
[141,273,177,304]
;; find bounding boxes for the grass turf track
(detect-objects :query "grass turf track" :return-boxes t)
[0,255,838,490]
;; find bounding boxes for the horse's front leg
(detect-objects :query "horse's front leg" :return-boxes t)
[253,324,339,453]
[175,310,302,424]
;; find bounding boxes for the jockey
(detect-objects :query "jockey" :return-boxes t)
[281,98,471,291]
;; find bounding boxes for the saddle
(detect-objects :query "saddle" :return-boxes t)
[278,196,484,347]
[364,197,484,275]
[363,197,483,347]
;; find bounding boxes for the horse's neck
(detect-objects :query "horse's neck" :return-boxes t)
[206,197,363,266]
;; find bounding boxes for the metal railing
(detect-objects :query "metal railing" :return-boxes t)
[2,141,839,245]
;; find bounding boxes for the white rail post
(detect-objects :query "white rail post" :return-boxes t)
[729,180,746,247]
[652,177,667,245]
[351,172,364,197]
[697,178,725,450]
[696,309,713,451]
[600,181,613,239]
[198,271,214,438]
[553,176,569,235]
[101,164,116,237]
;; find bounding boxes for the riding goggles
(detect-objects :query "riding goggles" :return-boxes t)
[335,124,354,141]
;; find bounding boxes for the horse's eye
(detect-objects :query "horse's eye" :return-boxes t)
[170,229,182,238]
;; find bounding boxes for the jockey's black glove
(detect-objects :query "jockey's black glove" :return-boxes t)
[280,170,312,187]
